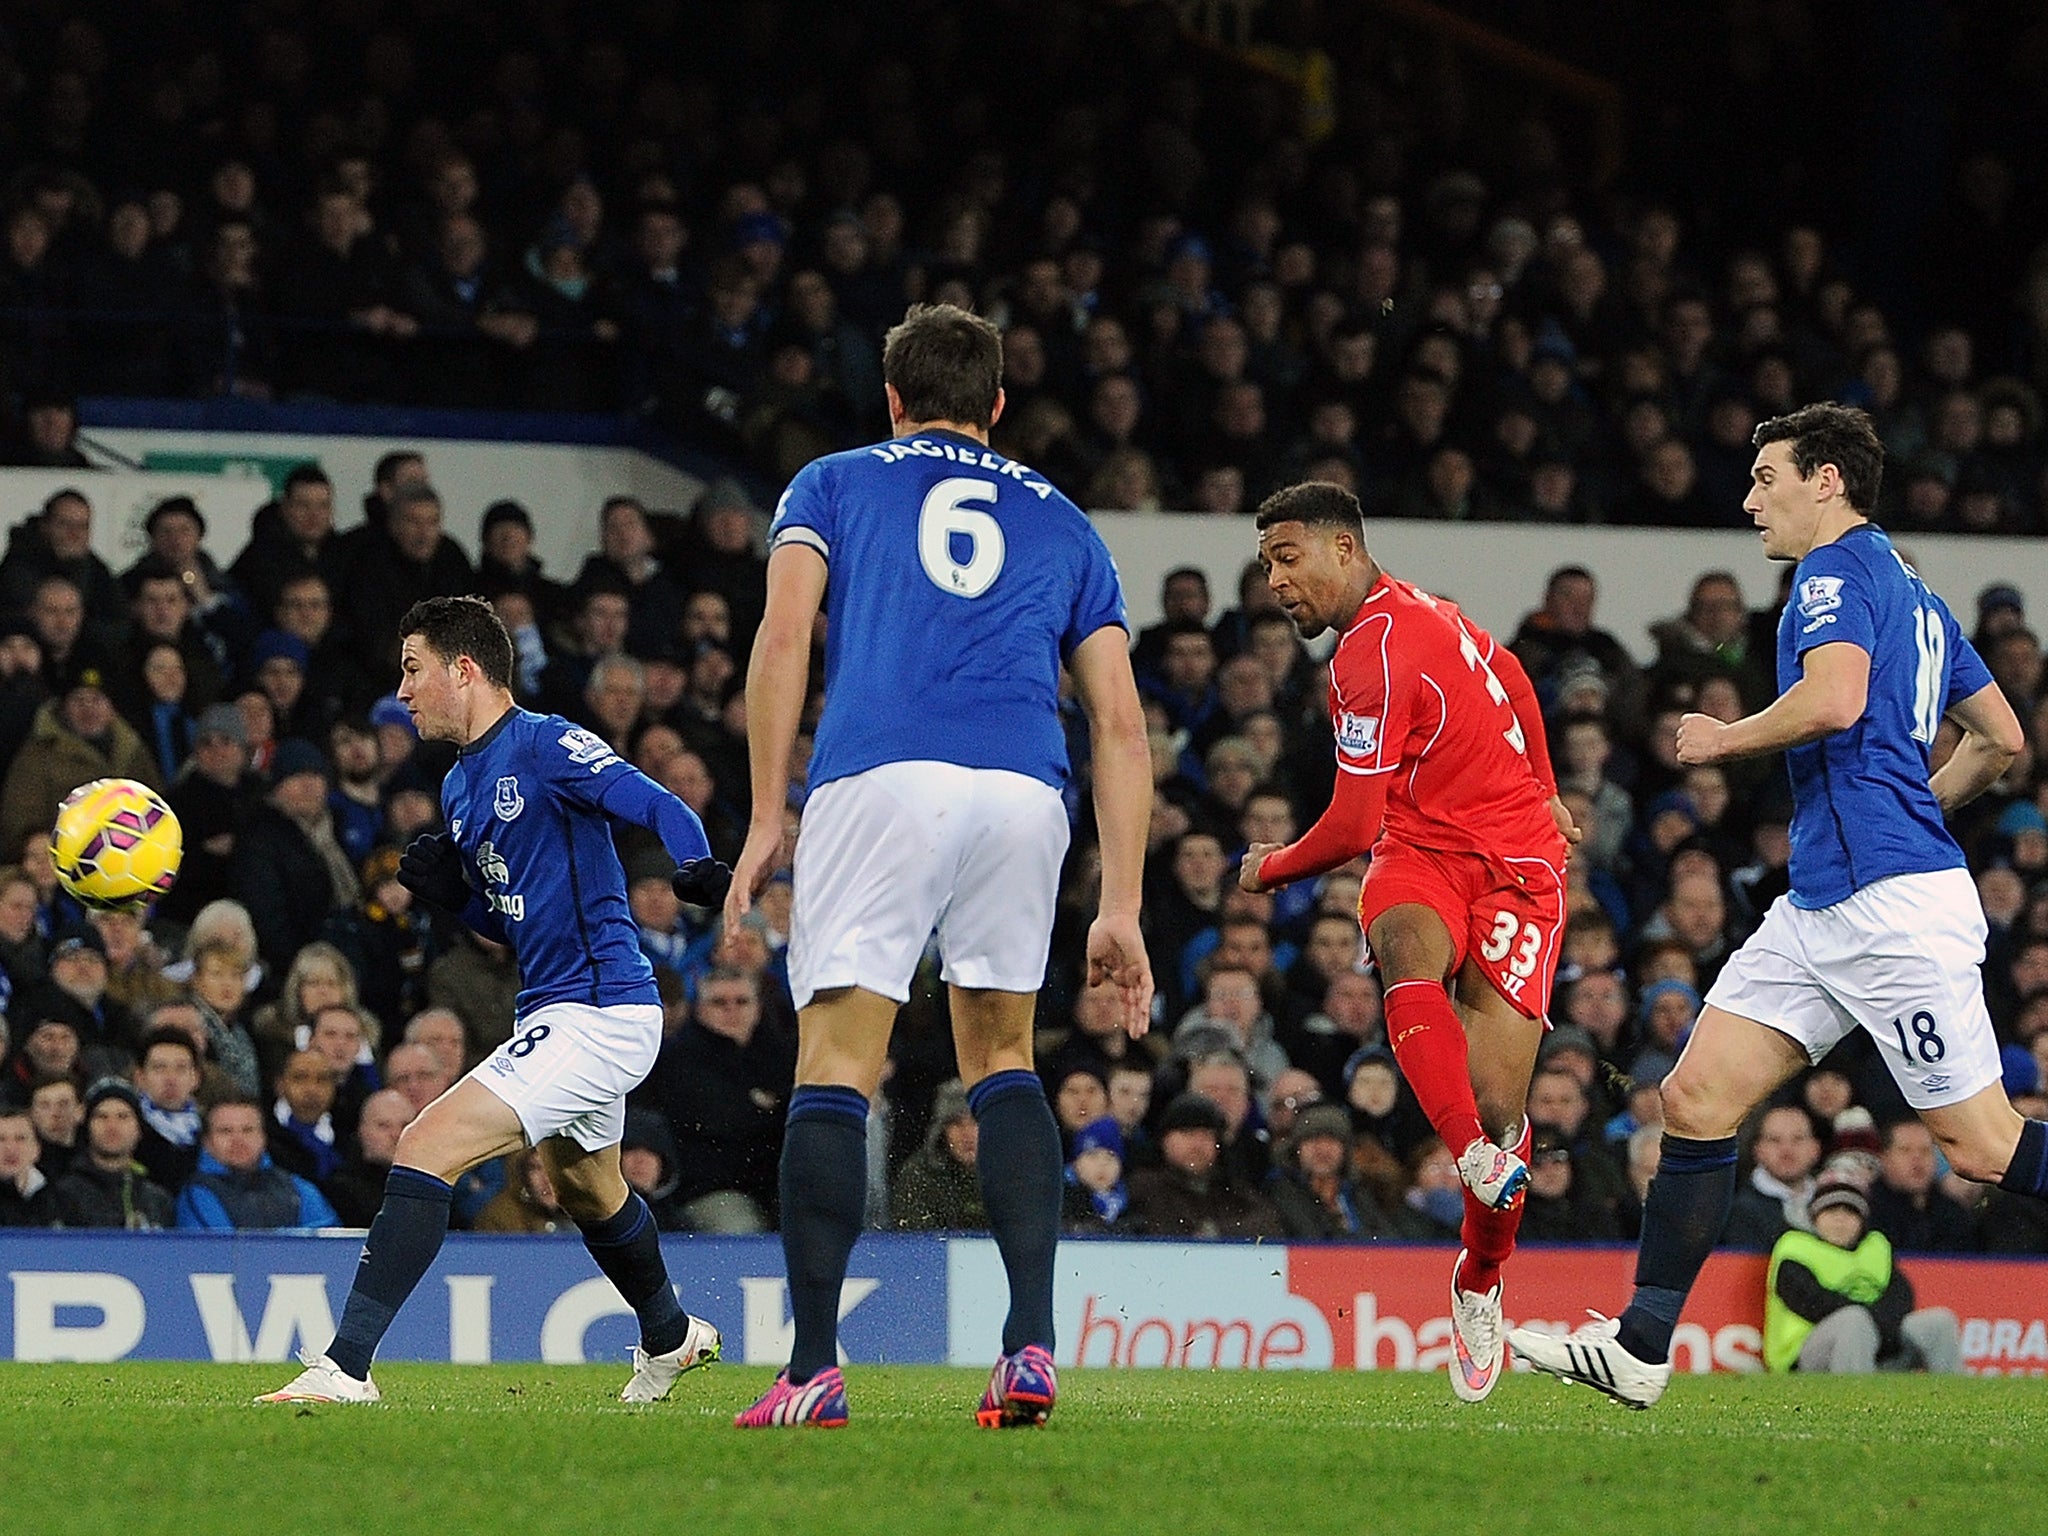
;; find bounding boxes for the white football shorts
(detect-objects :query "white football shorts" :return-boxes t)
[787,759,1071,1009]
[467,1000,663,1151]
[1704,868,2001,1110]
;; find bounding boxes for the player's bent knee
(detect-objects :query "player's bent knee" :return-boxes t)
[1659,1070,1740,1141]
[1935,1133,2007,1185]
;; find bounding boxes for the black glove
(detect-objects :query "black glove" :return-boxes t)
[672,857,734,908]
[398,832,470,911]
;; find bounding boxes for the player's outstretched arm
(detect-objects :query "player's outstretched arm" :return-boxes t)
[727,544,827,929]
[1069,625,1155,1036]
[1676,641,1869,765]
[1930,680,2025,812]
[1242,764,1389,893]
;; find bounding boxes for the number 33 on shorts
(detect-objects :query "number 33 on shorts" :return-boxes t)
[1479,909,1545,995]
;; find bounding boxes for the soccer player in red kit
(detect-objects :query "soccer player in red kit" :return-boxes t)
[1239,481,1578,1402]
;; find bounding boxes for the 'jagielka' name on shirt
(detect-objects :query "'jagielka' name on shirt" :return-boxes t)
[865,436,1056,496]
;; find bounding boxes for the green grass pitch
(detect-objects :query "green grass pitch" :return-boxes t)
[5,1363,2042,1536]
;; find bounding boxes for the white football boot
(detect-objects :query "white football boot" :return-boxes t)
[255,1351,381,1404]
[1446,1249,1504,1403]
[619,1314,723,1403]
[1508,1313,1674,1410]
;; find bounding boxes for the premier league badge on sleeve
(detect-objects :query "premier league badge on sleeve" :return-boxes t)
[1798,575,1844,634]
[494,776,526,821]
[1336,711,1380,756]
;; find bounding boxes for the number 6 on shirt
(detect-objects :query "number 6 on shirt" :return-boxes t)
[918,478,1006,598]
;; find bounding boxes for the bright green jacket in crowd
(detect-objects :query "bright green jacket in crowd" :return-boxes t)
[1764,1227,1893,1373]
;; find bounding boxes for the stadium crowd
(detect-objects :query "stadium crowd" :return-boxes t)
[4,3,2048,533]
[0,455,2039,1254]
[0,1,2044,1255]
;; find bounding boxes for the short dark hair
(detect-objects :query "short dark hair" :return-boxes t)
[137,1025,201,1069]
[399,595,514,689]
[282,462,329,494]
[1162,565,1209,592]
[882,303,1003,428]
[1254,480,1367,536]
[374,450,425,487]
[202,1094,263,1131]
[388,482,442,517]
[1546,564,1594,592]
[1751,403,1884,512]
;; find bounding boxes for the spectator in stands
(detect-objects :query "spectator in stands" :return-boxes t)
[381,1040,453,1118]
[26,574,93,686]
[231,464,343,621]
[1519,1123,1624,1241]
[1630,977,1703,1087]
[1039,981,1164,1091]
[33,931,135,1081]
[336,483,474,684]
[1867,1121,1977,1253]
[325,1086,412,1228]
[158,702,257,926]
[620,1107,689,1232]
[1128,1091,1283,1240]
[1060,1115,1132,1234]
[0,1104,53,1224]
[174,1096,338,1229]
[1,387,93,469]
[539,577,631,719]
[50,1077,174,1228]
[1524,1065,1629,1228]
[1722,1104,1823,1251]
[577,496,684,660]
[122,556,226,716]
[1648,571,1773,713]
[0,617,46,771]
[893,1079,985,1231]
[398,1008,469,1080]
[323,847,437,1032]
[265,1048,343,1186]
[0,659,159,856]
[1765,1168,1963,1374]
[651,965,791,1232]
[130,1022,203,1192]
[27,1072,81,1175]
[1269,1102,1403,1240]
[0,489,125,638]
[1174,962,1289,1090]
[231,740,357,970]
[184,940,262,1098]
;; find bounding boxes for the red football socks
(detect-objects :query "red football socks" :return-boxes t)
[1456,1117,1530,1296]
[1382,978,1486,1158]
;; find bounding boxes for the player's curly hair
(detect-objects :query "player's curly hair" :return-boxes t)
[1254,480,1366,535]
[399,595,514,688]
[1752,403,1884,512]
[883,303,1003,428]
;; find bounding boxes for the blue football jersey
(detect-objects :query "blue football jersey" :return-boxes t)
[441,708,712,1016]
[1777,524,1994,909]
[769,429,1127,791]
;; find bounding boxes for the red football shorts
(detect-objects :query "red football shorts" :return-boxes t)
[1356,840,1567,1021]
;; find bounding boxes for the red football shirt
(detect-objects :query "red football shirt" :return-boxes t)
[1328,573,1557,856]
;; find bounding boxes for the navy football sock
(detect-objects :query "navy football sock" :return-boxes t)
[1617,1133,1738,1366]
[1999,1119,2048,1199]
[780,1086,869,1385]
[578,1193,691,1357]
[968,1070,1063,1356]
[327,1166,453,1380]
